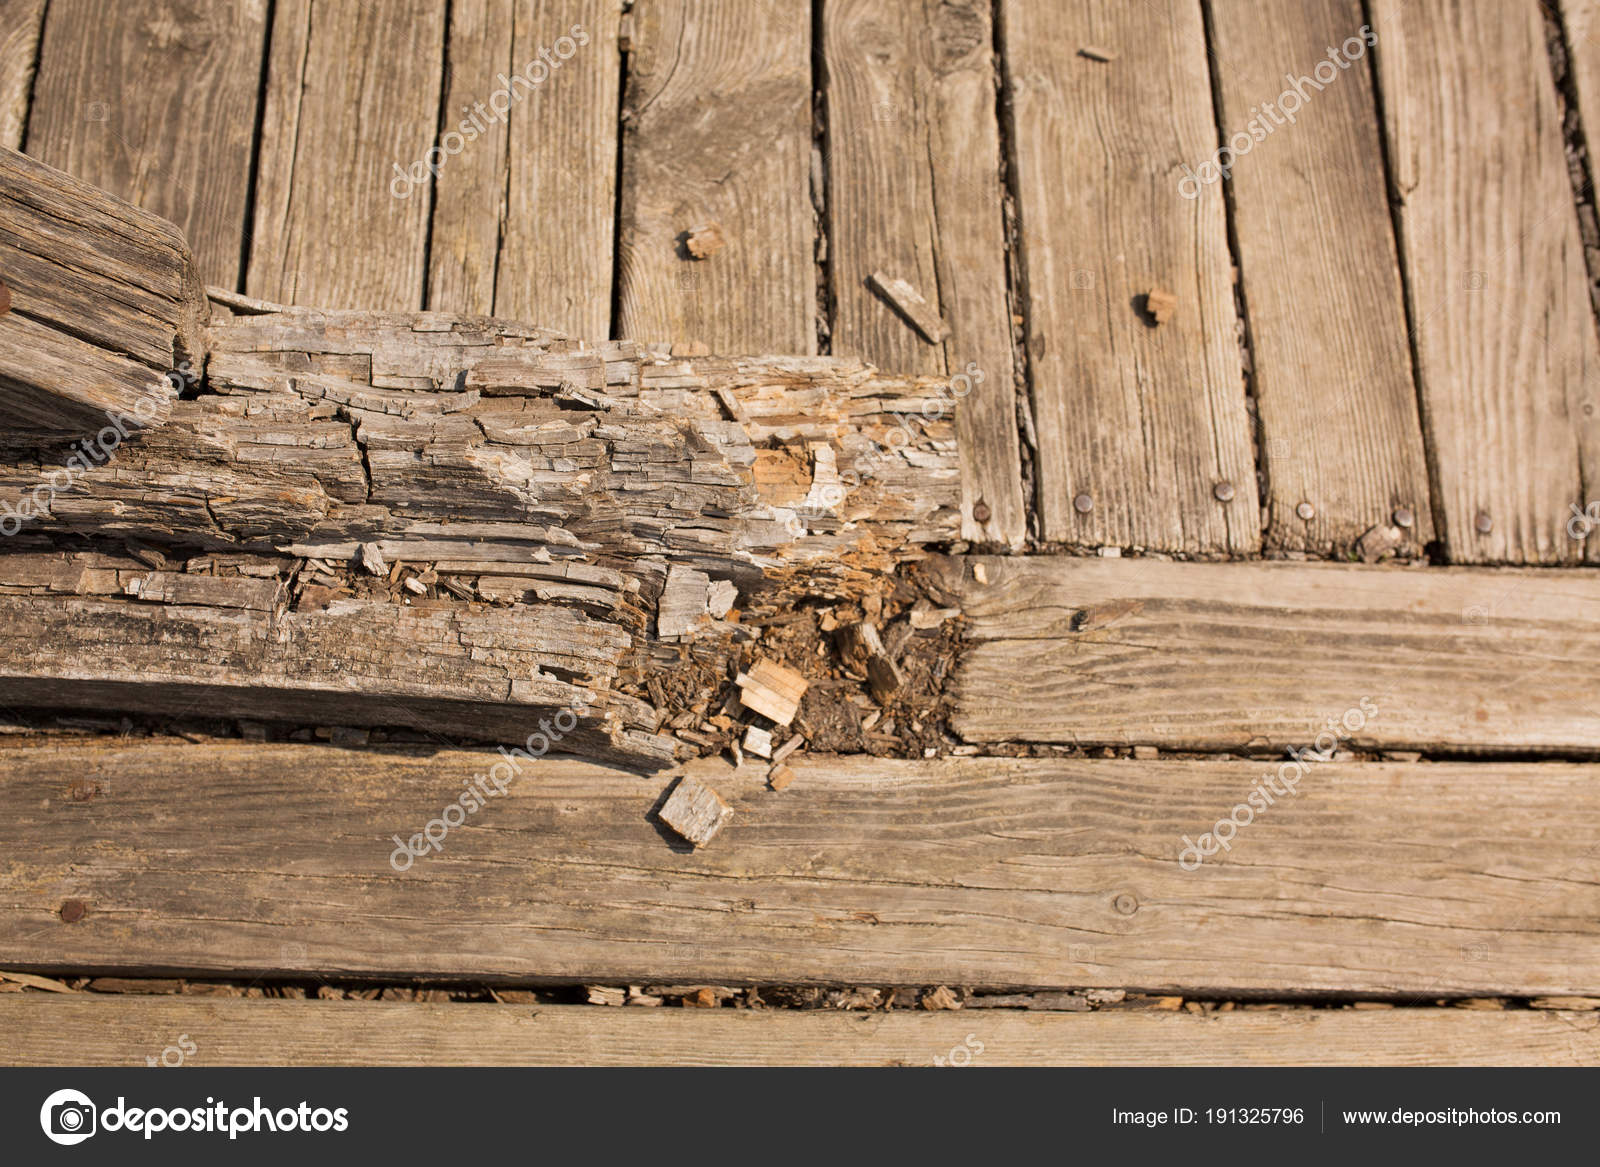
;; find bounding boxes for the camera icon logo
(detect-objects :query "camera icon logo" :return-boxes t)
[40,1088,97,1145]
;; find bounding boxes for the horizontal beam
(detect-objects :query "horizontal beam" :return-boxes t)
[2,741,1595,996]
[1,996,1594,1066]
[954,557,1600,753]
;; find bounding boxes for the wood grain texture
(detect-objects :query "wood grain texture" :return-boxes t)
[823,0,1026,546]
[425,0,515,314]
[25,0,268,288]
[1208,2,1433,555]
[247,0,446,310]
[1,741,1596,996]
[492,0,621,335]
[954,555,1600,752]
[1372,0,1600,563]
[616,0,814,352]
[2,996,1596,1066]
[1002,0,1257,552]
[0,0,45,150]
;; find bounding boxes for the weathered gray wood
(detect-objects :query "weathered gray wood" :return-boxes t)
[1373,0,1600,563]
[616,0,814,352]
[2,996,1595,1066]
[1208,1,1433,556]
[954,556,1600,753]
[1001,0,1257,552]
[0,0,45,149]
[247,0,446,310]
[425,0,515,314]
[493,0,622,335]
[0,742,1596,995]
[0,146,205,430]
[823,0,1027,546]
[26,0,269,288]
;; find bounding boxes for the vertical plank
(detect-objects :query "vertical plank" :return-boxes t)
[0,0,46,150]
[247,0,446,311]
[823,0,1026,546]
[24,0,267,289]
[493,1,622,336]
[616,0,814,352]
[425,0,514,315]
[1373,0,1600,563]
[1002,0,1258,553]
[1208,2,1434,556]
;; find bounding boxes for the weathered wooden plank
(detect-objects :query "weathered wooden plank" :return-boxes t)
[2,996,1595,1066]
[1373,0,1599,563]
[616,0,814,351]
[247,0,446,310]
[1208,2,1433,557]
[823,0,1026,546]
[954,556,1600,752]
[423,0,514,314]
[1,742,1596,995]
[0,146,206,430]
[0,0,45,150]
[492,1,622,335]
[26,0,268,288]
[1001,0,1257,552]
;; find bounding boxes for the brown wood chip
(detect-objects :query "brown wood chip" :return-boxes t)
[1144,287,1178,325]
[867,270,949,344]
[658,775,733,848]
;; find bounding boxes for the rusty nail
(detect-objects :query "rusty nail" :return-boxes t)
[1213,481,1235,503]
[1475,511,1493,535]
[1295,501,1315,521]
[1392,506,1414,529]
[59,899,87,923]
[972,500,992,524]
[1073,492,1094,515]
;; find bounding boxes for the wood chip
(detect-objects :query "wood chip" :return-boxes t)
[743,725,773,758]
[867,270,949,344]
[356,542,387,576]
[658,775,733,847]
[402,576,427,595]
[1079,45,1117,61]
[684,222,726,259]
[835,622,902,703]
[920,985,961,1011]
[586,985,626,1006]
[0,970,76,993]
[1355,522,1406,563]
[767,763,796,791]
[736,658,809,727]
[706,579,738,619]
[771,734,803,765]
[1143,287,1178,325]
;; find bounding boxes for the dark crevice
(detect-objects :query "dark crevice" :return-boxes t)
[1197,2,1265,553]
[991,0,1038,544]
[17,0,50,154]
[1544,0,1598,547]
[608,3,634,340]
[236,0,276,295]
[810,0,834,356]
[1361,0,1450,560]
[418,0,454,312]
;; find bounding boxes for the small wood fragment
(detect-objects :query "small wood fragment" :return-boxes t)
[736,659,809,727]
[657,565,711,639]
[586,985,626,1006]
[1355,522,1406,563]
[920,985,960,1011]
[1529,996,1600,1010]
[658,775,733,848]
[867,270,949,344]
[744,725,773,759]
[1143,287,1178,325]
[684,223,726,259]
[835,622,902,703]
[771,734,803,765]
[357,542,387,576]
[1078,45,1117,62]
[767,763,795,791]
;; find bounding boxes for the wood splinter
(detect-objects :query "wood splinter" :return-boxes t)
[737,659,809,727]
[659,775,733,848]
[867,271,949,344]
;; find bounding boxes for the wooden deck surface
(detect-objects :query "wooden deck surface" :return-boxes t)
[3,0,1600,1065]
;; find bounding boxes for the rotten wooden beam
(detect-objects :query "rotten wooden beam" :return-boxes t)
[0,146,206,432]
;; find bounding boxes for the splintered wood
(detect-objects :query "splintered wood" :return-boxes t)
[736,659,809,727]
[867,271,949,344]
[659,775,733,847]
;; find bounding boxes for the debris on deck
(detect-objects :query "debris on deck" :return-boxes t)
[867,270,949,344]
[659,775,734,848]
